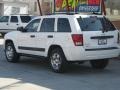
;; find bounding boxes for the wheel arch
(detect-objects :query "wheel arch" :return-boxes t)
[5,39,20,63]
[5,39,14,46]
[4,39,17,50]
[47,45,65,57]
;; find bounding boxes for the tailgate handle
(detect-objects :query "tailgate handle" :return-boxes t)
[91,36,114,39]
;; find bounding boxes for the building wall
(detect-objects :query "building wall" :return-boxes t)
[28,0,52,15]
[31,0,120,16]
[106,0,120,15]
[0,3,4,15]
[0,0,120,16]
[0,0,29,15]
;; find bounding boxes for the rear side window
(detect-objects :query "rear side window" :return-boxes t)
[10,16,18,23]
[0,16,9,22]
[20,16,31,23]
[57,18,71,32]
[40,18,55,32]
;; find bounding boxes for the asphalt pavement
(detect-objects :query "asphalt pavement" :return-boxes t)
[0,39,120,90]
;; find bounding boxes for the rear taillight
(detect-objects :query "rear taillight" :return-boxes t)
[72,34,83,46]
[118,33,120,44]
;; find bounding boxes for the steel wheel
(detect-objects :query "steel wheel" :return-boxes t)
[50,53,62,70]
[49,48,67,73]
[5,42,20,63]
[6,45,14,60]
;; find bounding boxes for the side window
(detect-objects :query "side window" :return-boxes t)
[40,18,55,32]
[10,16,18,23]
[0,16,9,22]
[20,16,31,23]
[57,18,71,32]
[25,19,40,32]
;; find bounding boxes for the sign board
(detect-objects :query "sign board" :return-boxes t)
[55,0,101,13]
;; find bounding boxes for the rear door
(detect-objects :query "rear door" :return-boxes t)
[9,16,20,30]
[37,18,55,56]
[77,16,118,50]
[20,16,32,27]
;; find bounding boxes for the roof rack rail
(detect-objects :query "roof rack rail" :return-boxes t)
[10,14,30,15]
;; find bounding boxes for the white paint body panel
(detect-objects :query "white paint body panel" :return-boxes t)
[4,14,120,61]
[0,15,32,33]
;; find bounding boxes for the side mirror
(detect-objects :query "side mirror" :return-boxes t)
[17,27,26,32]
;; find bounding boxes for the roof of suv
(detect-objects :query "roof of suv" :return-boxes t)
[3,14,33,16]
[34,14,105,19]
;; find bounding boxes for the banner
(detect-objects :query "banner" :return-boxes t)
[55,0,101,13]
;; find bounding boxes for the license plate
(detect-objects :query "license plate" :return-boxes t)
[98,39,107,45]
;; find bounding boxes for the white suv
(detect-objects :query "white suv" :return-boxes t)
[4,14,119,73]
[0,15,33,36]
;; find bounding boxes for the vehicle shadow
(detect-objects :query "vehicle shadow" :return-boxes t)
[0,47,119,90]
[16,56,113,74]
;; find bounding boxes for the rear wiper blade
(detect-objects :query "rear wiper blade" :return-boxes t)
[101,17,109,33]
[79,17,88,31]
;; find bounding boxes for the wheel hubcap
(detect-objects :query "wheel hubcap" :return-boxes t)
[51,53,62,70]
[6,45,14,60]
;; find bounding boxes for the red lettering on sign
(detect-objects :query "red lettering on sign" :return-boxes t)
[88,0,100,5]
[56,0,63,7]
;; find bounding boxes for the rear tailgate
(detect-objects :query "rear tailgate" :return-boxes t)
[83,31,118,50]
[77,16,118,50]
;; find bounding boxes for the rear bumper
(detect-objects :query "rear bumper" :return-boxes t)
[63,46,119,61]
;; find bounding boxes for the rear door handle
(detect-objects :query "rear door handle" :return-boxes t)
[48,35,53,38]
[30,35,35,38]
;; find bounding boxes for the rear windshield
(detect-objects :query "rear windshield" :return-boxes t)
[20,16,31,23]
[77,17,116,31]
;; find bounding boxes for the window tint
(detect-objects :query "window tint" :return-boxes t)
[77,17,116,31]
[0,16,9,22]
[40,18,55,32]
[25,19,40,32]
[100,17,116,31]
[77,17,103,31]
[57,18,71,32]
[10,16,18,23]
[20,16,31,23]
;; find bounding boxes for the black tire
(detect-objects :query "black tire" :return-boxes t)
[49,48,68,73]
[78,61,85,64]
[90,60,109,69]
[5,42,20,63]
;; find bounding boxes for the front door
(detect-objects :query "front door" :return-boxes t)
[0,16,10,33]
[18,19,41,55]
